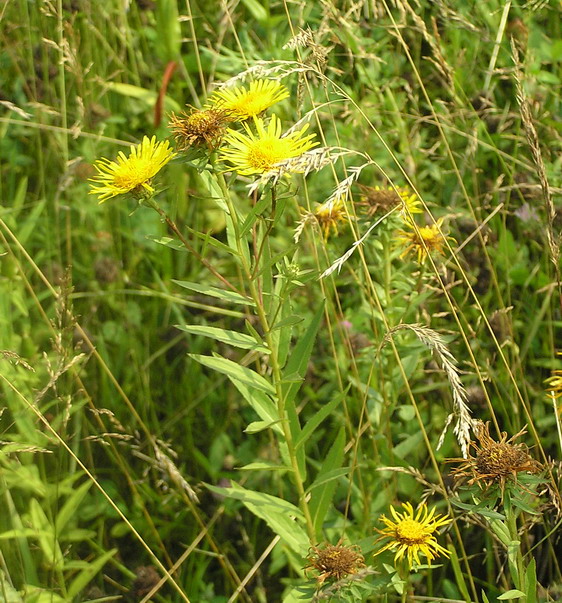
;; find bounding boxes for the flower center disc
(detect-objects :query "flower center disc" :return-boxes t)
[396,518,428,544]
[247,139,287,171]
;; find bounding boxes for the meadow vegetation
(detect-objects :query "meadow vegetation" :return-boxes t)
[1,0,562,601]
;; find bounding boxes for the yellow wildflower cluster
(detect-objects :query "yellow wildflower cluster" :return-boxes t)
[89,79,316,203]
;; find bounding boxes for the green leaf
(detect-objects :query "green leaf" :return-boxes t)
[305,467,350,492]
[525,557,537,603]
[29,499,64,570]
[0,569,23,602]
[177,325,269,353]
[173,280,254,306]
[244,420,282,434]
[272,315,304,330]
[309,427,346,536]
[66,548,117,600]
[451,499,505,520]
[205,482,308,555]
[190,354,275,394]
[237,461,290,472]
[55,480,92,534]
[447,545,471,603]
[240,0,268,22]
[229,377,282,434]
[106,83,180,113]
[145,235,186,251]
[497,590,526,600]
[282,301,325,410]
[294,391,345,452]
[155,0,181,61]
[240,194,272,237]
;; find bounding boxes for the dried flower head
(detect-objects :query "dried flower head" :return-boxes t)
[219,114,317,176]
[89,136,175,203]
[357,184,422,219]
[169,108,229,150]
[375,502,451,568]
[396,218,453,264]
[448,420,542,492]
[305,542,365,585]
[207,79,289,121]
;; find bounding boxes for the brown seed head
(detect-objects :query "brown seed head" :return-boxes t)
[305,543,365,585]
[356,184,421,218]
[169,108,229,150]
[449,421,542,492]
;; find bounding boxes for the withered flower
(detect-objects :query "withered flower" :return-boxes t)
[305,542,365,586]
[356,184,421,219]
[169,108,230,150]
[448,421,542,492]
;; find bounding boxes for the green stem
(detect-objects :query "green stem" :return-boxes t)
[505,494,525,598]
[145,198,243,295]
[215,174,316,541]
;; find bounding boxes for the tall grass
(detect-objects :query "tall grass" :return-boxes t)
[0,0,561,601]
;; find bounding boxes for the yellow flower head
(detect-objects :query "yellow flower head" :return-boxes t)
[89,136,176,203]
[375,502,451,568]
[169,108,229,150]
[546,352,562,401]
[312,198,349,239]
[396,218,452,264]
[357,184,422,219]
[219,114,318,176]
[207,79,289,121]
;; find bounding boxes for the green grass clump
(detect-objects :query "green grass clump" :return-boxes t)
[1,1,562,601]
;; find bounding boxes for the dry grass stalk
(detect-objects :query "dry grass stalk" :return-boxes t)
[216,60,313,88]
[320,207,398,278]
[133,441,200,503]
[511,39,560,276]
[247,147,346,194]
[380,323,474,457]
[0,350,34,371]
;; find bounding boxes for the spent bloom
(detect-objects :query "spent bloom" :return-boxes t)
[207,79,289,121]
[375,502,451,568]
[169,108,229,150]
[89,136,175,203]
[448,420,542,492]
[305,542,365,585]
[357,184,422,219]
[396,217,452,264]
[219,114,317,176]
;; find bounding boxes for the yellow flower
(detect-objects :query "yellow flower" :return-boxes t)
[219,114,317,176]
[375,502,451,568]
[546,353,562,401]
[294,198,348,242]
[89,136,176,203]
[207,79,289,121]
[396,218,452,264]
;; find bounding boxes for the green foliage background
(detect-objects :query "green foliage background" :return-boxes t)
[1,0,561,601]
